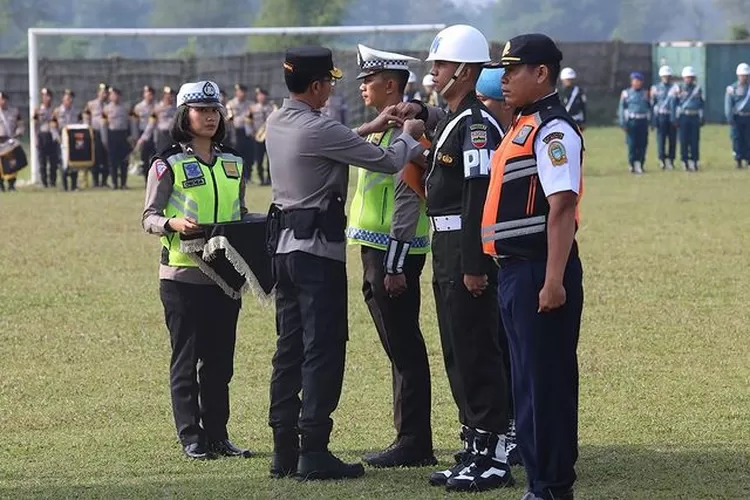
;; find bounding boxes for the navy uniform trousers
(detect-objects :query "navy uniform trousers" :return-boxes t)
[654,114,676,162]
[626,118,649,166]
[497,254,583,496]
[731,115,750,162]
[679,114,701,164]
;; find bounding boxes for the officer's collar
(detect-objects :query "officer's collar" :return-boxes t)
[182,142,221,155]
[517,91,560,116]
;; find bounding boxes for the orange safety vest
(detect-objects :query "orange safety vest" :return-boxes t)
[481,112,582,259]
[401,136,431,200]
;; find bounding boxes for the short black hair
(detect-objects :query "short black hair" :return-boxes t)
[285,72,330,94]
[170,105,226,144]
[381,70,410,94]
[546,63,561,86]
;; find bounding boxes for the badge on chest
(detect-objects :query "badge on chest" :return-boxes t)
[182,161,206,188]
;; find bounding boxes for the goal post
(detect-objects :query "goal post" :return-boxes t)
[26,24,446,185]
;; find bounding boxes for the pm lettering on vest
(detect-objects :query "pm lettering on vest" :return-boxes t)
[463,148,492,178]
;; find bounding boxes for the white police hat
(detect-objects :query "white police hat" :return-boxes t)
[356,44,420,79]
[681,66,697,78]
[560,67,577,80]
[176,80,223,108]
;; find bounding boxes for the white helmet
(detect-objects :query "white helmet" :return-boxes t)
[426,24,491,64]
[681,66,696,78]
[422,74,434,86]
[407,71,417,84]
[560,67,576,80]
[737,63,750,76]
[658,65,672,77]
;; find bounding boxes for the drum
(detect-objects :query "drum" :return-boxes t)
[0,139,28,176]
[62,124,95,170]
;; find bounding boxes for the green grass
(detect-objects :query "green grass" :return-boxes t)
[1,125,749,499]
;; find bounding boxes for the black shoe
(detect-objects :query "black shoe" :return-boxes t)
[444,429,514,492]
[183,442,215,460]
[737,159,744,169]
[429,453,474,486]
[270,450,300,478]
[295,451,365,481]
[363,440,437,468]
[209,439,252,458]
[506,419,523,466]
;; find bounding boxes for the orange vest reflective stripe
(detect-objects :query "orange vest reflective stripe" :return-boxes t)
[481,112,582,259]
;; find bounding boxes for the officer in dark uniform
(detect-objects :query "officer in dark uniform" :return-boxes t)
[34,87,60,188]
[104,87,132,189]
[482,34,584,500]
[399,24,514,492]
[265,45,425,481]
[133,85,156,178]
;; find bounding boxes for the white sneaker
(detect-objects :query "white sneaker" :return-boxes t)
[633,161,643,174]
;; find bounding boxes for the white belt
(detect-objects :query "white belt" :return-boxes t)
[430,215,462,232]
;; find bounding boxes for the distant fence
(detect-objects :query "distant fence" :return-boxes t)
[0,41,654,129]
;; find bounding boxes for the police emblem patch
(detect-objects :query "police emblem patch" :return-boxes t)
[155,159,168,180]
[512,125,534,146]
[471,130,488,148]
[183,162,203,180]
[202,81,216,96]
[222,161,239,179]
[548,140,567,166]
[430,36,442,55]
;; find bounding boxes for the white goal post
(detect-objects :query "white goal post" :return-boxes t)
[26,24,446,185]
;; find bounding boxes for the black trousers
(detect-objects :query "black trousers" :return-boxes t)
[498,257,583,494]
[107,130,130,188]
[159,279,241,446]
[139,135,156,178]
[255,139,268,182]
[431,230,510,434]
[37,132,59,187]
[233,129,255,181]
[268,251,348,452]
[360,246,432,449]
[92,130,109,187]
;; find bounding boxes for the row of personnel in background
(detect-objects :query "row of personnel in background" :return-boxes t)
[618,62,750,173]
[140,26,584,500]
[0,81,279,192]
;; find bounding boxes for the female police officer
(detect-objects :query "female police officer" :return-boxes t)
[141,80,251,460]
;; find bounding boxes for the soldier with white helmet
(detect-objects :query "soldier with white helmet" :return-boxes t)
[395,24,514,492]
[676,66,704,171]
[558,67,587,130]
[651,65,679,169]
[725,62,750,168]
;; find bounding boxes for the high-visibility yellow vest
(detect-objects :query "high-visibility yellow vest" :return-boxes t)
[160,149,244,267]
[347,129,430,253]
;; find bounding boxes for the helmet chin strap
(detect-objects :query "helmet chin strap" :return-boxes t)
[439,63,466,97]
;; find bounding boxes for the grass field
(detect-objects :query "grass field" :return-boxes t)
[1,125,749,499]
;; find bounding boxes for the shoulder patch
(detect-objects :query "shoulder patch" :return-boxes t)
[470,129,488,148]
[547,140,567,167]
[469,123,487,131]
[154,159,168,180]
[542,131,564,144]
[512,124,534,146]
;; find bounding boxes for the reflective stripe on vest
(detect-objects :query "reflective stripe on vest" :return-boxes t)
[481,111,581,259]
[346,129,430,253]
[159,150,244,267]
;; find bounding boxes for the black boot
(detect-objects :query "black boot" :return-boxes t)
[295,450,365,481]
[445,428,514,492]
[429,426,475,486]
[8,178,16,191]
[0,179,5,192]
[362,438,437,468]
[270,428,299,478]
[183,442,216,460]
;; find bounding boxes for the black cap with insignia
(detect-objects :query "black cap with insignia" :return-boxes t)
[108,87,121,95]
[500,34,563,67]
[41,87,53,96]
[64,88,75,97]
[283,46,343,80]
[234,83,247,91]
[0,91,8,99]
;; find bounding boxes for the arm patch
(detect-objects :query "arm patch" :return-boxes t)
[463,148,492,178]
[542,131,564,144]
